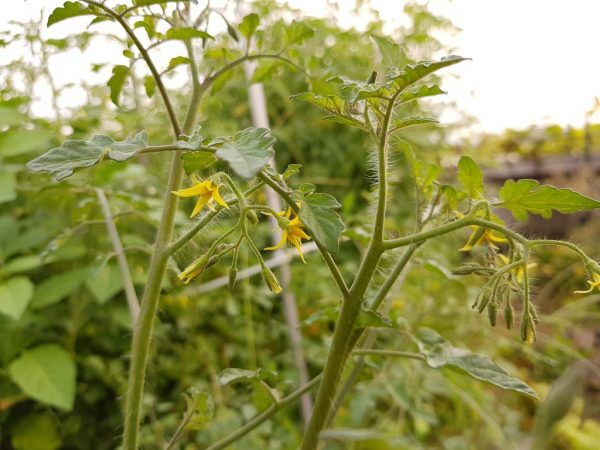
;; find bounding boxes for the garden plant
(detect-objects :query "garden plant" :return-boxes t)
[3,1,600,449]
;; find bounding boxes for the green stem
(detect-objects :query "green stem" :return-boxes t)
[204,375,322,450]
[527,239,590,263]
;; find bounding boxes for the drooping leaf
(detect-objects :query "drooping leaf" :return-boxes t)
[392,116,438,132]
[294,191,344,254]
[165,27,214,41]
[499,178,600,221]
[143,75,155,98]
[47,1,95,27]
[388,56,468,94]
[239,13,259,40]
[371,35,406,68]
[8,344,76,410]
[457,155,484,199]
[181,152,217,175]
[284,21,314,46]
[107,64,129,106]
[215,128,275,179]
[27,131,148,180]
[11,413,62,450]
[0,277,33,320]
[416,328,538,398]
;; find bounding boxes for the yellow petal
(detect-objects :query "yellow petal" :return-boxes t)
[190,195,209,218]
[211,186,229,209]
[265,230,288,251]
[172,183,206,198]
[289,235,306,263]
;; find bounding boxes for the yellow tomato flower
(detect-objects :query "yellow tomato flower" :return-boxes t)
[498,254,536,283]
[574,273,600,294]
[265,207,311,263]
[172,175,229,218]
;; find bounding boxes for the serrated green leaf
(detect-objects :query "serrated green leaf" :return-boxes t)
[0,277,33,320]
[215,128,275,179]
[322,115,367,131]
[416,328,538,398]
[47,1,95,27]
[11,413,62,450]
[239,13,259,40]
[27,131,148,180]
[181,152,217,175]
[388,55,468,94]
[294,191,344,254]
[457,155,484,199]
[176,126,203,151]
[107,65,129,106]
[285,21,314,46]
[397,84,446,105]
[392,116,438,132]
[371,35,406,68]
[499,179,600,221]
[165,27,214,41]
[8,344,76,410]
[292,93,364,129]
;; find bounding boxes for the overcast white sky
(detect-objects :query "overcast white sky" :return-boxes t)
[2,0,600,135]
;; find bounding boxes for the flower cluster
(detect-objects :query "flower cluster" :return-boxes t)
[172,175,228,218]
[265,207,311,263]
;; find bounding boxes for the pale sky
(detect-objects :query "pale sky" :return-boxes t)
[2,0,600,135]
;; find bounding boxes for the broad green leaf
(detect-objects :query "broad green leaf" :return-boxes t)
[416,328,538,398]
[0,170,16,204]
[0,277,34,320]
[2,255,43,275]
[166,56,192,72]
[107,65,129,106]
[86,263,124,304]
[27,131,148,180]
[143,75,155,98]
[371,35,406,68]
[31,267,90,309]
[392,116,438,132]
[397,84,446,105]
[181,152,217,175]
[0,128,54,157]
[11,413,62,450]
[294,191,344,254]
[8,344,76,410]
[0,106,28,126]
[47,1,95,27]
[499,178,600,221]
[285,21,314,46]
[215,128,275,179]
[457,155,484,199]
[239,13,259,40]
[165,27,214,41]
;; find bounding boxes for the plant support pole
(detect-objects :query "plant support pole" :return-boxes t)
[243,60,313,427]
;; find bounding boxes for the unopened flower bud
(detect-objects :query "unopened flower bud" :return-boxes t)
[178,254,209,284]
[261,267,282,294]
